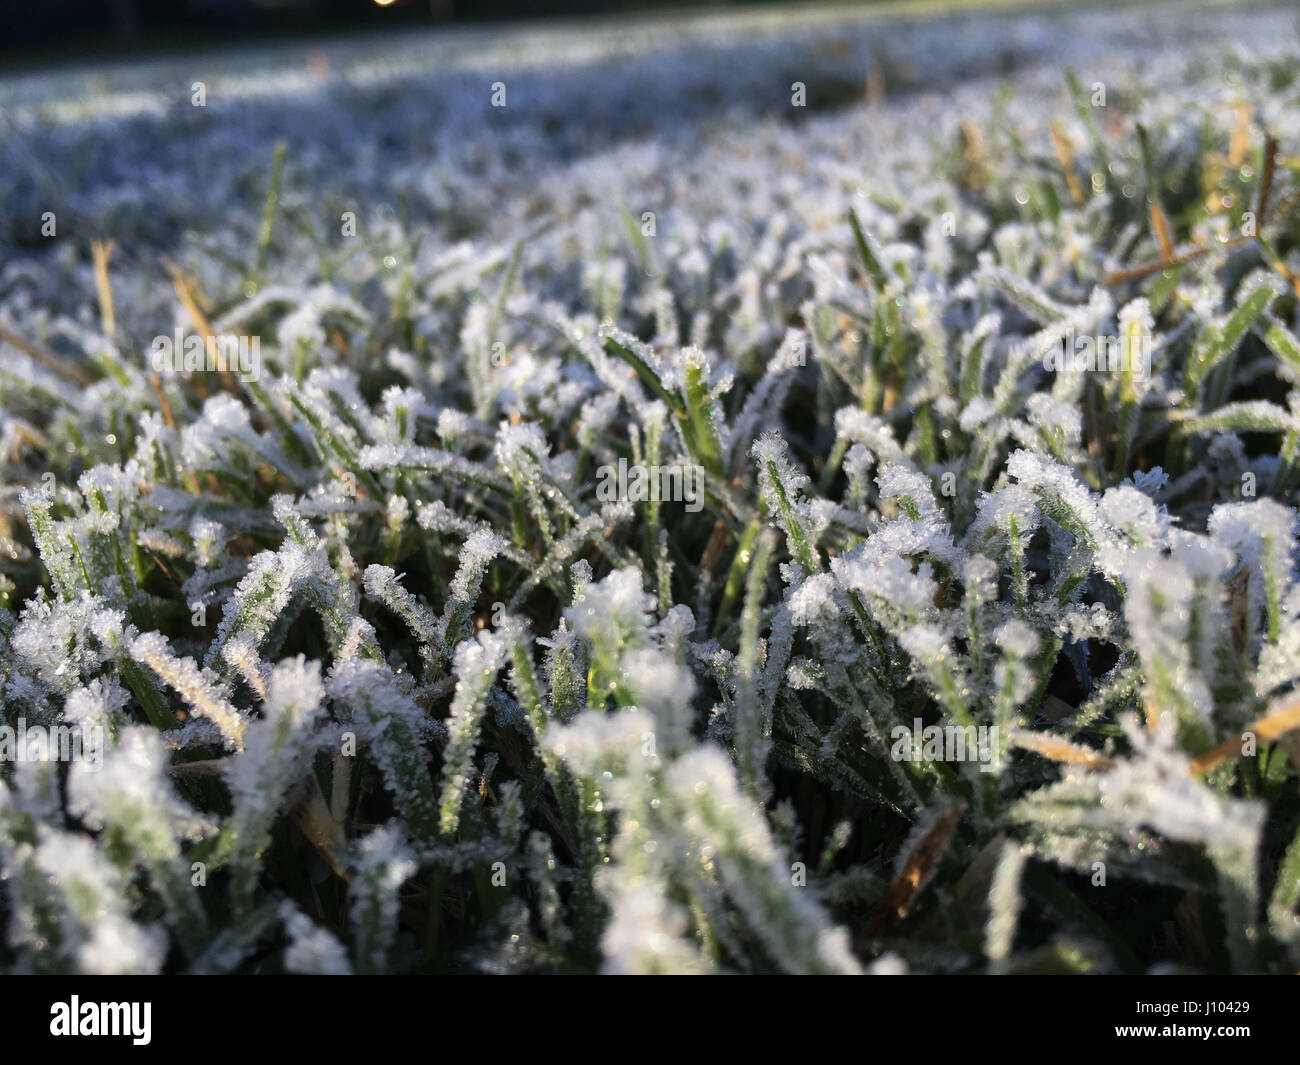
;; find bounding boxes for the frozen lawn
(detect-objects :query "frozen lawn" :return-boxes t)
[1,0,1299,974]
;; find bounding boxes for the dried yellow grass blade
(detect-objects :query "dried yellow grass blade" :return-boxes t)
[1100,235,1252,286]
[0,326,92,387]
[291,774,354,884]
[1050,122,1085,206]
[163,257,243,395]
[1008,730,1116,771]
[1189,697,1300,775]
[1229,100,1252,169]
[1150,202,1175,263]
[91,239,116,340]
[865,803,962,936]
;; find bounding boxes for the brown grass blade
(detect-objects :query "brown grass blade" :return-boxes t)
[865,802,962,936]
[0,326,93,387]
[91,239,116,340]
[1189,697,1300,775]
[1008,730,1116,771]
[1050,122,1086,206]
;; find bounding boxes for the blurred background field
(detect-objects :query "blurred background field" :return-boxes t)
[1,0,1284,260]
[0,0,1227,68]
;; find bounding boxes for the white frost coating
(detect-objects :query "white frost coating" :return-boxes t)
[985,840,1026,971]
[752,430,808,490]
[63,677,129,733]
[76,916,169,977]
[208,543,315,670]
[597,883,714,975]
[959,396,998,433]
[68,726,211,843]
[1006,449,1106,539]
[437,630,509,836]
[968,483,1040,547]
[577,391,621,442]
[789,572,838,626]
[449,528,505,603]
[546,710,649,777]
[1209,499,1296,571]
[1258,584,1300,695]
[664,747,861,974]
[222,632,270,699]
[898,623,952,665]
[10,595,120,696]
[1117,297,1155,396]
[350,823,418,973]
[833,408,908,466]
[1099,485,1167,546]
[833,550,939,621]
[1120,548,1216,726]
[222,658,326,888]
[35,831,167,974]
[994,618,1040,660]
[1106,716,1266,846]
[1210,500,1296,656]
[129,630,246,749]
[188,516,227,567]
[1129,466,1170,496]
[994,619,1041,706]
[282,904,353,975]
[875,464,942,522]
[1025,393,1082,447]
[436,408,472,442]
[565,566,655,643]
[962,555,999,605]
[494,419,551,479]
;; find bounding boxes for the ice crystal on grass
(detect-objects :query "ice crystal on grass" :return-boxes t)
[282,904,352,975]
[66,728,212,956]
[350,824,416,974]
[223,658,326,910]
[129,632,246,750]
[4,2,1300,973]
[437,631,509,837]
[330,659,439,840]
[35,832,167,975]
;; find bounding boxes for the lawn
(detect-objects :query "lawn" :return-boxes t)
[1,0,1299,974]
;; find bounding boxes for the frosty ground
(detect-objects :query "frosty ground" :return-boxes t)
[1,0,1299,974]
